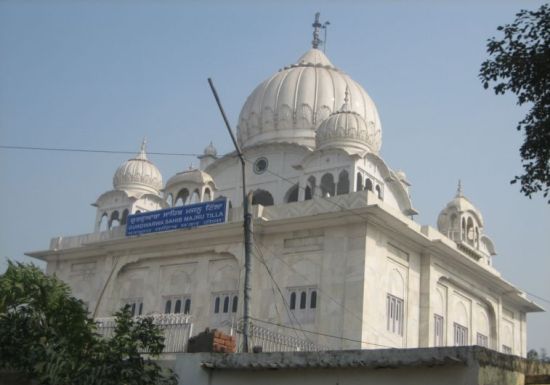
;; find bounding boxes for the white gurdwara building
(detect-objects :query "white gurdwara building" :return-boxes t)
[29,23,541,356]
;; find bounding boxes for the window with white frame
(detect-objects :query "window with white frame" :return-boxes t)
[211,291,238,326]
[122,298,143,317]
[453,322,468,346]
[434,314,444,346]
[288,286,317,324]
[476,332,488,348]
[163,295,191,315]
[502,345,512,354]
[386,294,404,335]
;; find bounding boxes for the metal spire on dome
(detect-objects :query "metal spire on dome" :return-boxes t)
[137,137,148,160]
[456,179,464,197]
[341,86,351,112]
[311,12,330,51]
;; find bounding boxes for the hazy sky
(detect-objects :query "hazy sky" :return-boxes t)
[1,1,548,351]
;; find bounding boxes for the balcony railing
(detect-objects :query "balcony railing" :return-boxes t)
[231,320,324,352]
[95,314,323,353]
[95,313,193,353]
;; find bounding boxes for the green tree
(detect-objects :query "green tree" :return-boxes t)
[0,262,177,385]
[480,4,550,202]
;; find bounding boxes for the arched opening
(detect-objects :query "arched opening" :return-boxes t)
[356,173,363,192]
[305,176,316,200]
[121,209,129,225]
[466,217,475,245]
[337,170,350,195]
[175,188,189,206]
[99,213,109,231]
[190,189,200,204]
[375,184,383,199]
[214,297,220,313]
[165,300,171,314]
[290,292,296,310]
[232,296,238,313]
[166,193,173,207]
[300,291,307,309]
[320,173,335,197]
[223,296,230,313]
[109,211,120,228]
[174,299,182,313]
[285,185,299,203]
[461,217,466,241]
[310,290,317,309]
[204,188,212,202]
[364,178,373,191]
[184,299,191,314]
[252,189,274,206]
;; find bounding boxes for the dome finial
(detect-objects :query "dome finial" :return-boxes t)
[137,137,148,160]
[312,12,322,49]
[340,86,351,112]
[456,179,464,197]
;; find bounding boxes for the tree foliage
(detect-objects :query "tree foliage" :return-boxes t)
[527,348,550,363]
[480,4,550,202]
[0,262,177,385]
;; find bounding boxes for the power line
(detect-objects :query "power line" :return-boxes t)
[251,237,313,344]
[0,145,201,157]
[252,234,399,347]
[525,291,550,306]
[248,316,394,349]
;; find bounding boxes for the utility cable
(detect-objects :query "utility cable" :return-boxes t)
[252,234,399,348]
[0,144,201,157]
[248,316,395,349]
[251,237,314,345]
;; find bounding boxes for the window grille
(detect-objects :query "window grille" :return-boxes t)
[453,322,468,346]
[434,314,444,346]
[386,294,404,335]
[476,333,488,347]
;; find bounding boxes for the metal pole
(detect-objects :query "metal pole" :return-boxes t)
[208,78,252,353]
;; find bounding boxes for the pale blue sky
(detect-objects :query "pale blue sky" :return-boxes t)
[1,1,548,350]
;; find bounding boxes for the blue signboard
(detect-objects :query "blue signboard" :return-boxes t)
[126,199,227,236]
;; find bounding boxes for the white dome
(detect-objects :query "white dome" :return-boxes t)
[165,168,215,190]
[316,89,382,154]
[237,48,382,149]
[113,140,163,194]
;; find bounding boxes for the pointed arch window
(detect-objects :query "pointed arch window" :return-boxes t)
[336,170,350,195]
[356,173,363,191]
[287,286,317,324]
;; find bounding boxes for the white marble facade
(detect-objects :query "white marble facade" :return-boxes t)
[29,28,541,357]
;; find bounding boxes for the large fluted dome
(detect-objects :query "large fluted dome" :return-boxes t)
[237,48,382,149]
[113,141,163,194]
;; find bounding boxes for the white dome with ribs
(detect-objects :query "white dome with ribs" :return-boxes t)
[237,48,382,150]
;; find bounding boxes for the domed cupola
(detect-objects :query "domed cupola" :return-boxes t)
[113,139,163,195]
[93,139,166,232]
[237,14,381,150]
[165,167,217,206]
[315,88,382,154]
[437,181,496,262]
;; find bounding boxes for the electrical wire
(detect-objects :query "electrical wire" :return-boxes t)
[0,144,201,157]
[252,233,400,347]
[251,238,313,344]
[248,316,395,349]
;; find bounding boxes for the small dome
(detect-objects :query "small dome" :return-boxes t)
[237,48,382,149]
[113,140,163,194]
[438,182,484,229]
[165,167,215,190]
[203,141,217,157]
[315,88,381,154]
